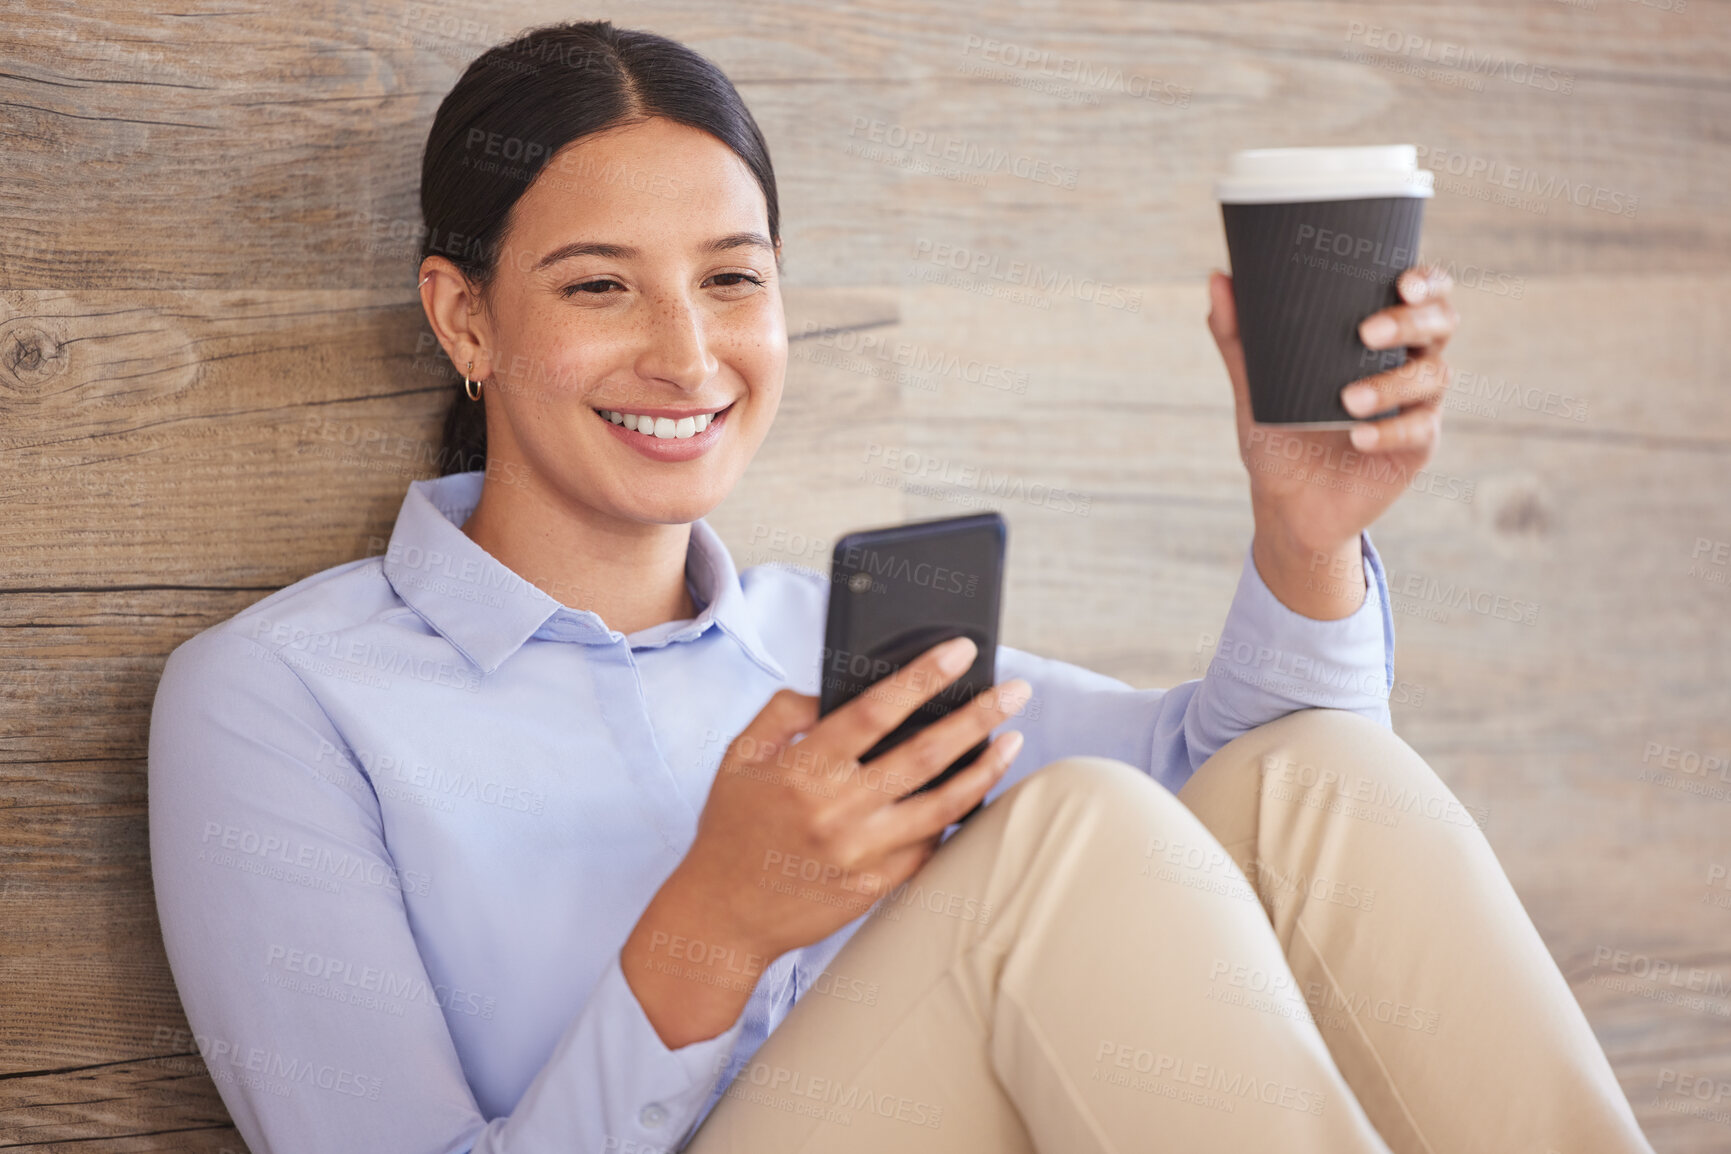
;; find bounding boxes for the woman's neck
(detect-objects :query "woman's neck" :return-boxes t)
[460,475,696,636]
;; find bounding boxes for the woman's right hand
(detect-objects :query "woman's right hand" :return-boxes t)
[621,635,1030,1047]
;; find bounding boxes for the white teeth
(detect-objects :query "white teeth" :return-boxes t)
[599,407,725,439]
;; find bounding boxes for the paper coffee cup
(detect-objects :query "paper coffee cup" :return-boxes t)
[1216,145,1433,426]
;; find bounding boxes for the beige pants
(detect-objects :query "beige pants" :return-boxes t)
[686,710,1653,1153]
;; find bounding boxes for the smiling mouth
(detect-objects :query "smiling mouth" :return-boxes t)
[593,402,733,441]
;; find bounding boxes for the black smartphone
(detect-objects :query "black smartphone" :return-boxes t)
[818,512,1007,808]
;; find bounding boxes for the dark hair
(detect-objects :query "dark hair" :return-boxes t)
[419,21,780,474]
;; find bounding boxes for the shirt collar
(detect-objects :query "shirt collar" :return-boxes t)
[381,471,786,680]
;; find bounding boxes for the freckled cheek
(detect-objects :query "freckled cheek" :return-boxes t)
[716,313,787,394]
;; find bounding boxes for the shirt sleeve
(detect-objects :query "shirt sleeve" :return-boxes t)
[988,532,1395,799]
[147,627,741,1154]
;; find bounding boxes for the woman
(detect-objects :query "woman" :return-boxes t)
[147,20,1652,1154]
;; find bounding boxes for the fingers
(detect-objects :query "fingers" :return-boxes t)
[827,635,982,759]
[1358,296,1459,353]
[870,678,1031,802]
[1340,350,1452,418]
[1206,269,1239,344]
[1398,266,1455,305]
[1206,271,1254,425]
[880,729,1025,843]
[742,687,819,745]
[1349,397,1443,453]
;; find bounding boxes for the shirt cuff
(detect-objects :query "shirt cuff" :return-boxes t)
[496,952,741,1153]
[1203,531,1395,721]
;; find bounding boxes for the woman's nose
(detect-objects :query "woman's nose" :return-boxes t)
[635,294,717,392]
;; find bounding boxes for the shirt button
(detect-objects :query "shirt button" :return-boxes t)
[639,1103,669,1129]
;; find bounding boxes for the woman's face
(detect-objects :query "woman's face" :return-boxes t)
[462,117,785,526]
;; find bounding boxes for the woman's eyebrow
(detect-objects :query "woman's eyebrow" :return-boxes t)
[533,232,774,271]
[704,231,774,255]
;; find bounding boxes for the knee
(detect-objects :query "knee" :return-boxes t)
[1251,709,1430,782]
[1227,710,1473,826]
[1013,755,1159,810]
[999,754,1204,845]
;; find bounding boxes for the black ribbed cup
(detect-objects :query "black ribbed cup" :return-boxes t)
[1222,196,1426,425]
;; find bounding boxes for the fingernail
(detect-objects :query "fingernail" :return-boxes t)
[1341,383,1380,417]
[1359,315,1398,347]
[998,678,1032,712]
[999,730,1025,760]
[935,636,977,675]
[1350,423,1380,451]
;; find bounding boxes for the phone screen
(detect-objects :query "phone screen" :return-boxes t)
[819,512,1006,798]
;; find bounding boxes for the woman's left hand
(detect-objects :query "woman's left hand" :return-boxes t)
[1206,266,1459,619]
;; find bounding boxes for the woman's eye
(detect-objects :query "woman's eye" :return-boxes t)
[561,279,622,297]
[708,272,765,290]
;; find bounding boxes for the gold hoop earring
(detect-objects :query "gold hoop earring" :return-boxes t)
[464,360,481,402]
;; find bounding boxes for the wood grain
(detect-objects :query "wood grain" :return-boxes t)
[2,0,1727,1150]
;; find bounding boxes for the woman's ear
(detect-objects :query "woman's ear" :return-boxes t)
[418,256,495,380]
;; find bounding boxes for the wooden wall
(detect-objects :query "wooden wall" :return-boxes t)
[3,1,1727,1149]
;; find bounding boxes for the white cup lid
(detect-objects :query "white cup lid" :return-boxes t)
[1216,145,1434,204]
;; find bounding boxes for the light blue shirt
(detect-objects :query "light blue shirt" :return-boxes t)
[148,470,1395,1154]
